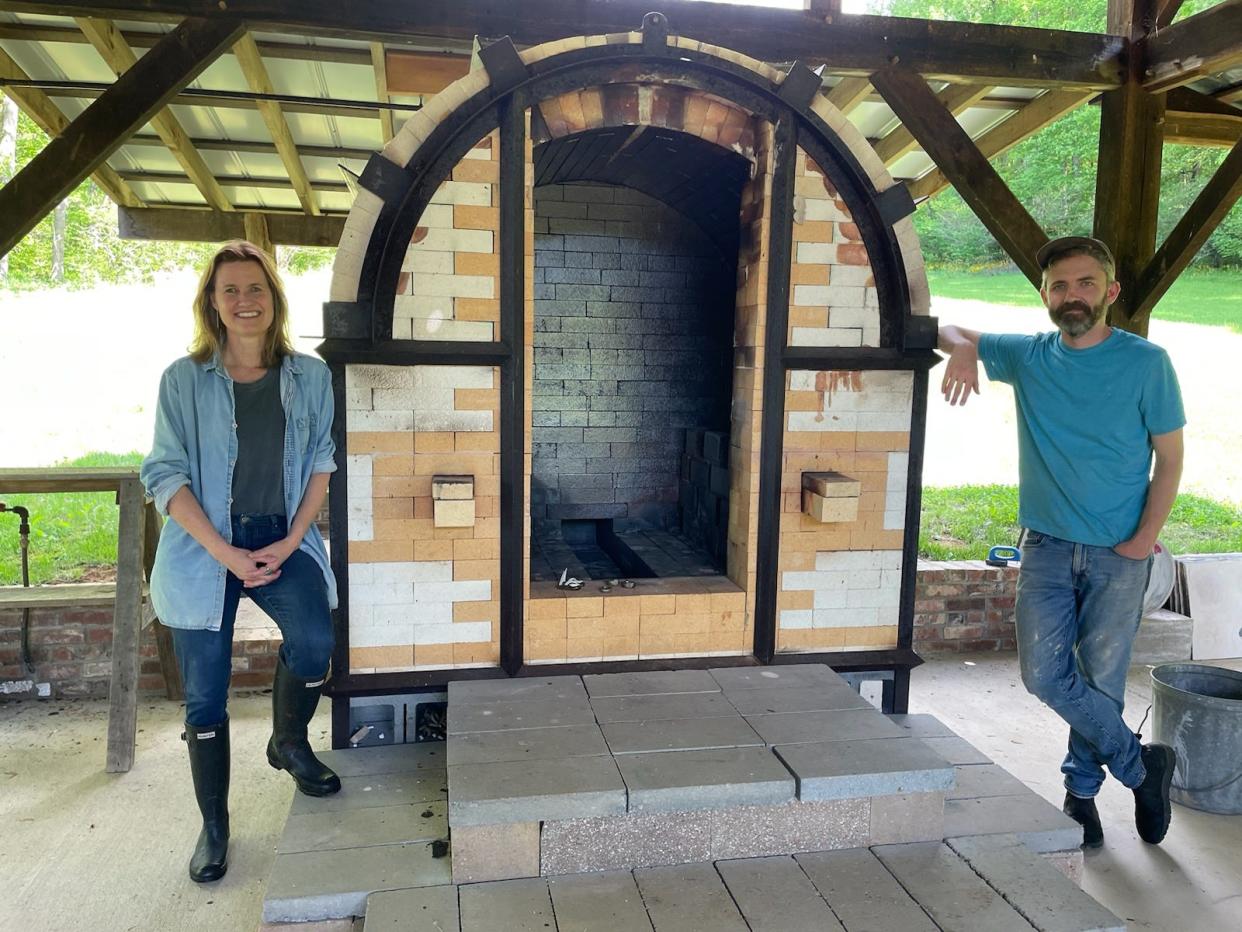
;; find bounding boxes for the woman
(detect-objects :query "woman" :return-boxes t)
[140,241,341,884]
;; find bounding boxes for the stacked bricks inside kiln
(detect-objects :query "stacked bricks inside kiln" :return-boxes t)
[679,428,730,568]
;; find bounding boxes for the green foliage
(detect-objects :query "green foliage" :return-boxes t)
[0,451,145,585]
[920,485,1242,560]
[927,267,1242,332]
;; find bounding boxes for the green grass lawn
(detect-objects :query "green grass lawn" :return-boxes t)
[920,485,1242,561]
[926,267,1242,333]
[0,451,145,585]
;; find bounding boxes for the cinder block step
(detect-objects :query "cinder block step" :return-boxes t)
[714,856,845,932]
[873,841,1036,931]
[363,886,458,931]
[547,871,654,932]
[634,863,749,932]
[948,834,1126,932]
[459,878,555,932]
[795,848,939,931]
[945,794,1082,853]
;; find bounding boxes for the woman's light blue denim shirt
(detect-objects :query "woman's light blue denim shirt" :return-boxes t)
[140,352,338,630]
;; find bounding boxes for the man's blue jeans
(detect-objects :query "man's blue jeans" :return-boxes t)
[171,515,334,727]
[1015,531,1151,798]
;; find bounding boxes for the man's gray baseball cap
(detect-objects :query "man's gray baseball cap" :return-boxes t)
[1036,236,1115,270]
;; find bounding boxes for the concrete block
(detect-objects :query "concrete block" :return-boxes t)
[263,841,451,923]
[277,802,446,855]
[772,737,955,801]
[709,797,869,859]
[944,795,1083,854]
[448,755,627,826]
[288,771,446,816]
[363,886,458,931]
[447,723,610,766]
[920,734,993,765]
[886,712,956,738]
[447,696,595,734]
[431,474,473,500]
[447,674,586,705]
[795,848,939,932]
[869,791,945,844]
[744,708,907,745]
[313,742,444,779]
[802,489,859,523]
[614,746,796,814]
[948,763,1035,800]
[801,471,861,498]
[540,809,711,874]
[873,841,1035,931]
[633,864,749,932]
[589,692,737,723]
[451,820,540,884]
[601,715,764,754]
[948,833,1126,932]
[709,663,847,692]
[457,878,555,932]
[433,499,475,528]
[714,856,846,932]
[546,871,654,932]
[583,669,719,697]
[724,683,870,715]
[1133,609,1193,665]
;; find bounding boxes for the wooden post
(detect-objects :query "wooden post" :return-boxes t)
[142,501,182,701]
[1094,0,1164,335]
[243,212,275,257]
[106,478,146,773]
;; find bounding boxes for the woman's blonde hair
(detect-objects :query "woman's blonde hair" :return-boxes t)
[189,240,294,367]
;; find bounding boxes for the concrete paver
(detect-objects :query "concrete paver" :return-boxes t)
[713,856,845,932]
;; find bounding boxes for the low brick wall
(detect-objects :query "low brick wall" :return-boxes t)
[914,560,1019,653]
[0,607,281,700]
[2,561,1018,698]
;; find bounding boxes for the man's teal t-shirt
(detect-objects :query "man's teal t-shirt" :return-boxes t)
[977,328,1184,547]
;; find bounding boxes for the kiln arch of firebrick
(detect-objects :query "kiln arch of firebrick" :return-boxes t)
[320,13,939,716]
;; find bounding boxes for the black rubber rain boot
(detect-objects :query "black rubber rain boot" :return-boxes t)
[184,720,230,883]
[266,657,341,797]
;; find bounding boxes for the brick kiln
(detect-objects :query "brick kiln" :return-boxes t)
[320,15,937,736]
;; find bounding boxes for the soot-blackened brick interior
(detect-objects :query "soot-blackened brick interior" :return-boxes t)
[530,182,736,579]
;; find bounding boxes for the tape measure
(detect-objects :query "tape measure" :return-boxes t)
[986,545,1021,567]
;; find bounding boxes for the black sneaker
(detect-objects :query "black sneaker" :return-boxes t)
[1063,792,1104,848]
[1133,743,1176,844]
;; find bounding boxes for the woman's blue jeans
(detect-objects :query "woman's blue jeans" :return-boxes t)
[1015,531,1152,799]
[171,515,334,727]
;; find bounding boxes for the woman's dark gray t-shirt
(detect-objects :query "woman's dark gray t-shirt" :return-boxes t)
[231,366,286,517]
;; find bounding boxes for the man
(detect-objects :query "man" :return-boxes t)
[938,236,1184,848]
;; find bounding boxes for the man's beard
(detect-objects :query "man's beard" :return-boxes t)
[1049,298,1108,338]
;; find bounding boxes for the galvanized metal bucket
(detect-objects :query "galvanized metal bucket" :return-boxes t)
[1151,663,1242,814]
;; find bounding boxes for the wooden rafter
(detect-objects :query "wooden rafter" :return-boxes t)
[872,83,992,166]
[905,90,1092,201]
[371,42,394,144]
[118,206,345,246]
[823,76,871,116]
[117,169,349,193]
[871,64,1048,285]
[1134,140,1242,320]
[1142,0,1242,92]
[23,83,396,120]
[0,0,1125,89]
[1163,86,1242,147]
[122,133,374,161]
[0,46,141,207]
[1154,0,1186,29]
[75,17,233,212]
[232,33,319,215]
[0,16,243,256]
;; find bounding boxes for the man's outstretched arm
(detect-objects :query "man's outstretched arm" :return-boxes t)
[1115,428,1184,559]
[938,324,984,406]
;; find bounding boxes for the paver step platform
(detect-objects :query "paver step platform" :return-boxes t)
[263,669,1089,925]
[361,840,1124,932]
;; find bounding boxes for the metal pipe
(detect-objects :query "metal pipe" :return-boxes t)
[0,503,34,675]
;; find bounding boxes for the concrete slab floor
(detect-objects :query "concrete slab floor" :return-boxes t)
[2,655,1239,931]
[909,653,1242,932]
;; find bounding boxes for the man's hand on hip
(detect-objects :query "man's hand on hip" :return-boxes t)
[1113,537,1153,561]
[941,343,981,406]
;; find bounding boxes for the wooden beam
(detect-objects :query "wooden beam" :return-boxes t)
[1143,0,1242,91]
[123,133,374,161]
[823,76,872,116]
[243,211,274,255]
[23,82,396,120]
[0,17,242,257]
[384,49,471,96]
[116,169,350,193]
[906,90,1092,201]
[0,46,141,207]
[871,64,1047,285]
[0,0,1125,89]
[118,206,345,246]
[371,42,393,144]
[873,83,992,166]
[1154,0,1186,29]
[232,32,319,215]
[76,17,233,212]
[1134,140,1242,319]
[1163,86,1242,146]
